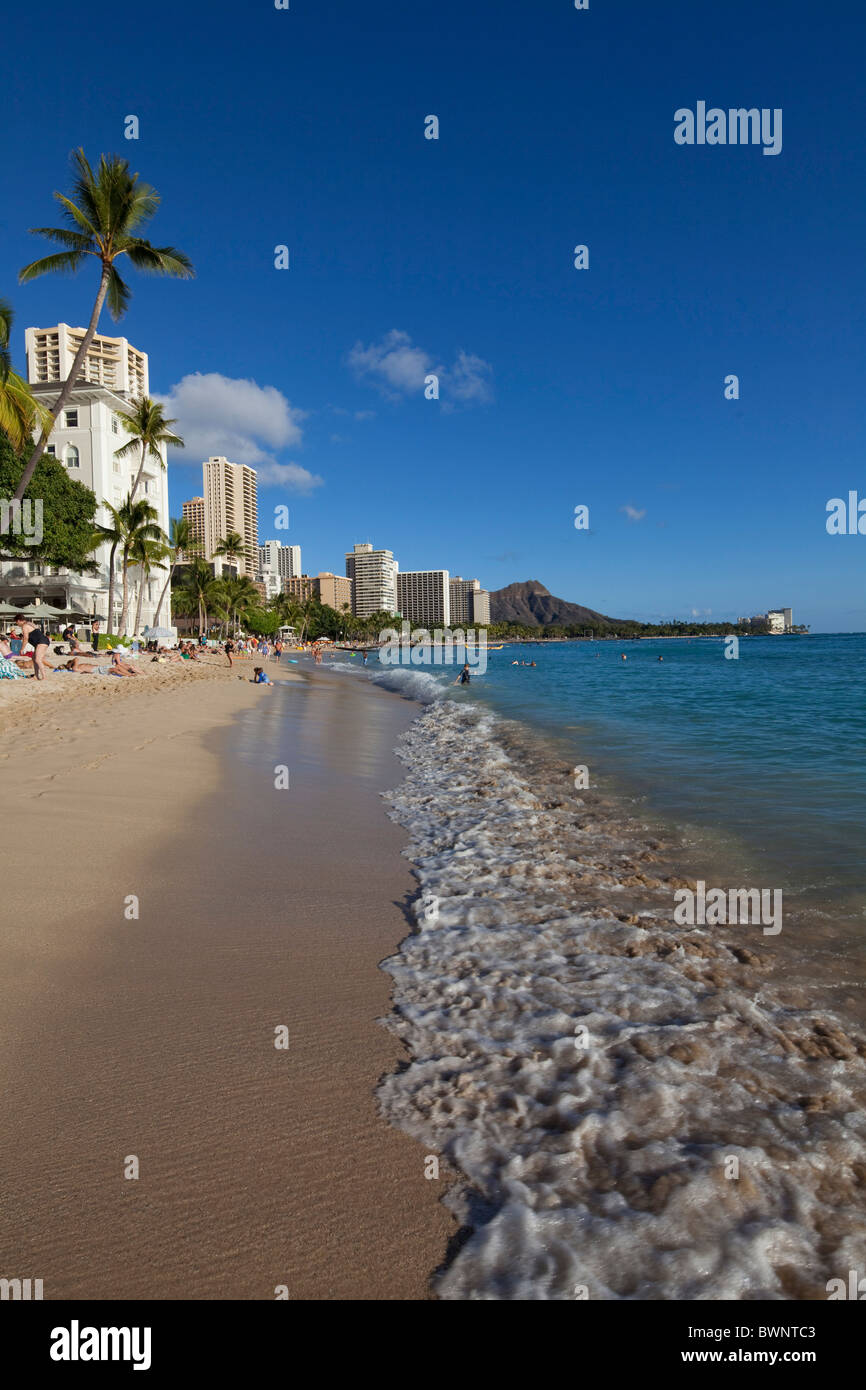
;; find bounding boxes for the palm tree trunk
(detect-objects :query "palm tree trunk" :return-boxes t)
[129,439,148,504]
[133,566,147,637]
[119,544,131,635]
[154,559,176,628]
[106,539,118,636]
[13,264,111,502]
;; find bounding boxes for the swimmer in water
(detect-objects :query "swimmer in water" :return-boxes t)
[621,653,627,661]
[454,663,471,686]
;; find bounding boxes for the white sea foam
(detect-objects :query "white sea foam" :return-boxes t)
[379,700,866,1300]
[371,665,449,704]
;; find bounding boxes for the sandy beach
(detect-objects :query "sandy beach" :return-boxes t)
[0,657,455,1298]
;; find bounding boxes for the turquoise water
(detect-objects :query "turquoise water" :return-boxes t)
[325,630,866,915]
[471,634,866,911]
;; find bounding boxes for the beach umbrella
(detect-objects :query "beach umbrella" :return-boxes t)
[142,625,174,641]
[16,602,69,620]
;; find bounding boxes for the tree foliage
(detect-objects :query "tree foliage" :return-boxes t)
[0,427,99,570]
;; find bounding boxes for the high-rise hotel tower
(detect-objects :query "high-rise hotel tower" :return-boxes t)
[0,324,170,628]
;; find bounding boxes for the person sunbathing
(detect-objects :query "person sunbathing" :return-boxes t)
[98,652,139,677]
[56,657,99,673]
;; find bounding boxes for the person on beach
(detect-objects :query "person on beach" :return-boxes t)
[90,619,101,652]
[363,650,368,665]
[15,615,51,681]
[56,656,99,673]
[225,638,234,668]
[100,652,139,677]
[314,647,323,665]
[0,637,25,679]
[454,663,471,686]
[252,666,272,684]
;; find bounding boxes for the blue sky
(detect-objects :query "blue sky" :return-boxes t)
[2,0,863,630]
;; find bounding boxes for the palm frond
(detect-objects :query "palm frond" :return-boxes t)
[30,223,94,251]
[19,250,86,282]
[51,191,99,238]
[122,240,194,278]
[105,264,132,320]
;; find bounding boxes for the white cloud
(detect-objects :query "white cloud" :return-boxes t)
[348,330,493,405]
[348,330,434,396]
[158,373,311,482]
[254,461,322,493]
[450,350,494,404]
[620,504,647,522]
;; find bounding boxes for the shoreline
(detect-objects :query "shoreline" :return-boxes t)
[0,658,455,1299]
[375,693,866,1300]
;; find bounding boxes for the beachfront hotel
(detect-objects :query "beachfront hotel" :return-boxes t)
[181,496,206,555]
[397,570,451,626]
[202,456,259,577]
[257,541,301,582]
[345,542,398,618]
[0,324,170,628]
[284,572,353,610]
[449,576,491,626]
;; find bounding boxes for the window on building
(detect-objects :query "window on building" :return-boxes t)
[46,444,56,456]
[113,458,121,473]
[64,410,78,428]
[111,415,119,434]
[66,445,80,469]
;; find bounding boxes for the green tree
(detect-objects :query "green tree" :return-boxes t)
[271,591,303,635]
[218,574,260,634]
[114,396,184,503]
[130,534,169,637]
[243,606,279,637]
[0,427,99,570]
[172,556,216,638]
[0,299,52,451]
[214,531,245,571]
[153,516,199,628]
[109,495,164,635]
[15,148,193,501]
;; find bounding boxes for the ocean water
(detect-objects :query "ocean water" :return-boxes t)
[322,638,866,1299]
[372,633,866,913]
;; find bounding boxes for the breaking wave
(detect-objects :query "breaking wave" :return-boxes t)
[378,699,866,1300]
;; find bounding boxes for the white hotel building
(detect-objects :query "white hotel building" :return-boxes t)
[258,541,301,583]
[0,324,170,628]
[346,542,398,618]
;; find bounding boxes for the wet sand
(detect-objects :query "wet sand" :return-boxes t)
[0,663,455,1299]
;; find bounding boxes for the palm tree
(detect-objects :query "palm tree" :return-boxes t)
[271,591,303,637]
[114,396,184,502]
[14,148,193,502]
[173,555,215,638]
[130,535,169,637]
[214,531,245,573]
[153,516,199,628]
[0,298,52,451]
[112,496,164,635]
[220,575,260,634]
[94,504,125,635]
